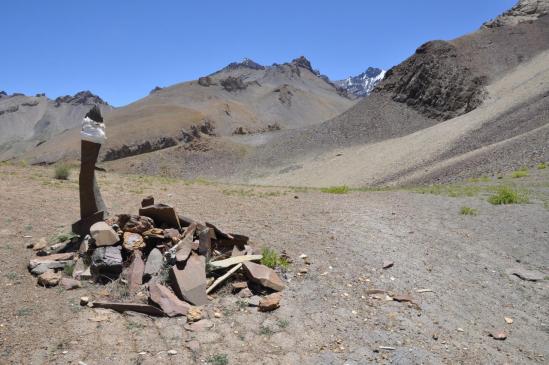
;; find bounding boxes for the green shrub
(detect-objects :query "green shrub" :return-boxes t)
[320,185,349,194]
[460,206,477,215]
[54,164,71,180]
[511,169,528,178]
[207,354,229,365]
[537,162,546,170]
[260,247,289,269]
[488,186,528,205]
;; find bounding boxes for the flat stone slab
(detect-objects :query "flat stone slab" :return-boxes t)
[91,301,165,316]
[126,251,145,291]
[139,204,181,230]
[91,246,123,282]
[149,283,191,317]
[170,254,208,306]
[29,252,76,270]
[242,261,285,291]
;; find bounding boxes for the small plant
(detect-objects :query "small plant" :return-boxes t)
[54,164,71,180]
[260,325,274,336]
[537,162,546,170]
[277,319,289,329]
[126,322,145,331]
[260,247,289,269]
[488,186,528,205]
[459,206,477,216]
[16,308,32,316]
[63,262,75,276]
[236,300,248,309]
[5,272,18,281]
[208,354,229,365]
[320,185,349,194]
[511,169,528,178]
[54,231,78,243]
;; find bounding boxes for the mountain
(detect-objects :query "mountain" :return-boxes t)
[16,56,355,163]
[0,91,111,161]
[334,67,386,97]
[99,0,549,187]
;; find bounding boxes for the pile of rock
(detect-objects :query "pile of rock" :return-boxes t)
[27,196,285,316]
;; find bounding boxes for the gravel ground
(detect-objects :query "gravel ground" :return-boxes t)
[0,165,548,365]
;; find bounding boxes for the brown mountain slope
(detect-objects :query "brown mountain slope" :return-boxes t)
[20,57,354,164]
[104,0,549,187]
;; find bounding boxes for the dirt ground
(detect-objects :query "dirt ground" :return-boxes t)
[0,164,548,365]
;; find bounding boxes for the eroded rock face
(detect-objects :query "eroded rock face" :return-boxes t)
[483,0,549,28]
[376,40,487,121]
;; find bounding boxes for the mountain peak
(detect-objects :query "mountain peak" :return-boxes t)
[335,67,386,97]
[54,90,108,107]
[483,0,549,28]
[290,56,314,72]
[221,58,265,72]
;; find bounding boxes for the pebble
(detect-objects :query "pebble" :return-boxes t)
[167,350,177,355]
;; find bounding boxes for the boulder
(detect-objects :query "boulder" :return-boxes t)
[143,248,164,281]
[170,254,208,306]
[90,222,119,246]
[242,262,285,291]
[37,270,62,287]
[149,283,191,317]
[91,246,123,282]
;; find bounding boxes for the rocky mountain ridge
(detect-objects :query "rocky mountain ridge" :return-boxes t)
[335,67,386,97]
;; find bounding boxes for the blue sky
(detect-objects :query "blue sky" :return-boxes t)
[2,0,515,106]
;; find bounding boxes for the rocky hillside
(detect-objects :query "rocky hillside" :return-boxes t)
[102,0,549,187]
[17,56,355,164]
[0,91,111,161]
[334,67,386,97]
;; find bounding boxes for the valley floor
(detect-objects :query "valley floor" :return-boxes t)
[0,164,548,364]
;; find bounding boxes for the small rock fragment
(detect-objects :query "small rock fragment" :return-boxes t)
[490,331,507,340]
[507,268,545,282]
[382,260,394,269]
[247,295,261,307]
[167,350,177,355]
[90,222,119,246]
[231,281,248,292]
[122,232,145,251]
[259,292,282,312]
[141,196,154,207]
[184,319,213,332]
[32,238,48,251]
[80,296,90,306]
[37,270,62,287]
[238,288,253,298]
[504,317,513,324]
[187,307,202,322]
[298,267,308,274]
[60,277,82,290]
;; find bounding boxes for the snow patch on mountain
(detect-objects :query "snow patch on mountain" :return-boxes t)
[335,67,386,97]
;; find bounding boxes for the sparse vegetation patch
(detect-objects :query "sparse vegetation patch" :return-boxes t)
[54,164,71,180]
[261,247,289,269]
[488,186,528,205]
[321,185,349,194]
[460,206,477,215]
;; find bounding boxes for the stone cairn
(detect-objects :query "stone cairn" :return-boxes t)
[27,106,285,317]
[29,197,285,316]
